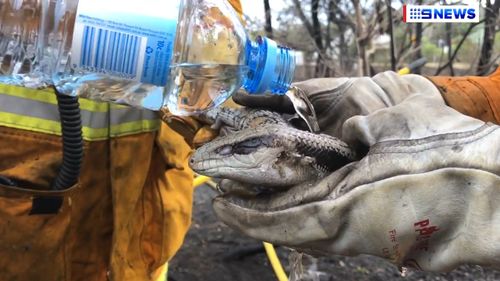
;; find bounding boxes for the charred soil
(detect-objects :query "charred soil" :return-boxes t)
[169,186,500,281]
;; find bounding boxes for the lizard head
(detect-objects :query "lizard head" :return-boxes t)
[189,125,314,187]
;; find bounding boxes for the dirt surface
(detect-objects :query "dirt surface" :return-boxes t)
[169,186,500,281]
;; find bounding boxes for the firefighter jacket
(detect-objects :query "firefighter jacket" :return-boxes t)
[0,1,244,280]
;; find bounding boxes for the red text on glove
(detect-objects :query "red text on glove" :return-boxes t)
[413,219,439,251]
[383,229,401,261]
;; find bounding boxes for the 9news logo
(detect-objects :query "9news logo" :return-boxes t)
[403,3,480,22]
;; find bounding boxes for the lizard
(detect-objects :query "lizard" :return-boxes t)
[189,107,357,187]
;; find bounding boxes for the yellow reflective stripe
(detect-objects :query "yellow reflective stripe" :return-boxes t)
[0,84,56,104]
[0,111,63,135]
[0,84,112,112]
[109,119,161,137]
[81,127,110,141]
[0,111,160,141]
[77,98,110,113]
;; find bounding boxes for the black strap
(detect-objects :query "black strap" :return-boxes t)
[0,175,16,186]
[0,175,63,215]
[29,196,63,215]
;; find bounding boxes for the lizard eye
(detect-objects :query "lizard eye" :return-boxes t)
[232,137,263,155]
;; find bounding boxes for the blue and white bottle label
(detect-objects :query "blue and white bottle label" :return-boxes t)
[71,0,180,86]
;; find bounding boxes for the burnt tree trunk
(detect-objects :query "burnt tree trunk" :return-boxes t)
[263,0,273,39]
[434,20,485,75]
[311,0,326,76]
[445,22,454,76]
[412,0,424,74]
[328,0,354,73]
[385,0,396,71]
[396,25,413,65]
[291,0,333,76]
[477,0,500,75]
[352,0,370,76]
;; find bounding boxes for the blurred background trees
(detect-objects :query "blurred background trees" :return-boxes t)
[244,0,500,79]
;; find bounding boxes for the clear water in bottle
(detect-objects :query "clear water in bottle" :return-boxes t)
[0,0,78,88]
[53,72,165,110]
[166,63,248,114]
[52,63,249,112]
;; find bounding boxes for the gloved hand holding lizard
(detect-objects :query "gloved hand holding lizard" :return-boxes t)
[190,70,500,271]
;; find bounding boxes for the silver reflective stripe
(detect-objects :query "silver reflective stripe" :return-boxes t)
[0,94,61,121]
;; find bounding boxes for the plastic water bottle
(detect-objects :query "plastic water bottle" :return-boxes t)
[0,0,295,116]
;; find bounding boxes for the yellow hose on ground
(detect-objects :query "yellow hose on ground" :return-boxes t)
[398,58,427,75]
[193,175,211,187]
[263,242,289,281]
[193,176,289,281]
[397,67,410,75]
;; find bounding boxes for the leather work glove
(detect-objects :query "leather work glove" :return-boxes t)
[211,72,500,271]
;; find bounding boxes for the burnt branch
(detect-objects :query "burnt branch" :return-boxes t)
[435,19,485,75]
[263,0,273,38]
[385,0,396,71]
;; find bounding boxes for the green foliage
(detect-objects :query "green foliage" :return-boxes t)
[455,37,480,64]
[421,38,442,60]
[495,33,500,54]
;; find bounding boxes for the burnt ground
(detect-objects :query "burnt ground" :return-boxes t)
[169,185,500,281]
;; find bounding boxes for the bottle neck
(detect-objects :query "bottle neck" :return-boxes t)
[242,36,295,95]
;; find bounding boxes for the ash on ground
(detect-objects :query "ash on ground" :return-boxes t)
[169,185,500,281]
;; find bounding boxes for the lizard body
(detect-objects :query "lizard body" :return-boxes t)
[190,107,356,187]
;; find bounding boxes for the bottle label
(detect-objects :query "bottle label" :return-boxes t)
[71,0,180,86]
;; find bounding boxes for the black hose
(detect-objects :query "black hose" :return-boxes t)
[0,90,83,215]
[52,91,83,191]
[0,175,16,186]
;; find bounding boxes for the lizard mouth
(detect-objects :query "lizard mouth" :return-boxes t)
[190,156,262,172]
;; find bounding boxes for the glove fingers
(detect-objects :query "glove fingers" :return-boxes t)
[341,94,485,147]
[213,197,328,246]
[212,164,356,244]
[215,163,354,211]
[233,78,351,115]
[218,179,264,197]
[371,72,442,102]
[298,77,390,137]
[232,91,295,114]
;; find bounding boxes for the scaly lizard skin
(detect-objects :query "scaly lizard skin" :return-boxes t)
[190,107,356,187]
